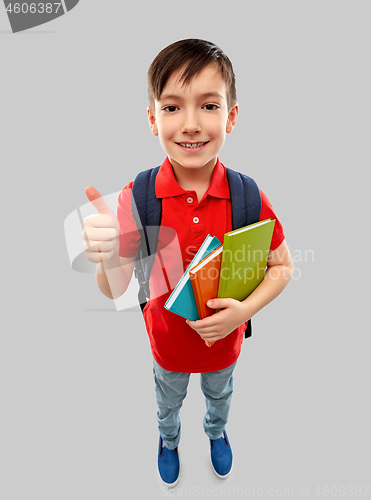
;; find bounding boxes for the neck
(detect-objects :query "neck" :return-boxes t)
[169,157,217,192]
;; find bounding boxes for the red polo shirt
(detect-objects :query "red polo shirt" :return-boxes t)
[117,157,285,373]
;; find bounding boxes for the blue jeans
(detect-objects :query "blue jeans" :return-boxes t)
[153,358,237,450]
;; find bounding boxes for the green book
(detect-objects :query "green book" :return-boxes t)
[217,219,276,302]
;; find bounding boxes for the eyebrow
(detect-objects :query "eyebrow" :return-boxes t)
[159,91,225,102]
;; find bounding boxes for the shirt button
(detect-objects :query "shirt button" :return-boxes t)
[187,197,193,204]
[193,217,199,224]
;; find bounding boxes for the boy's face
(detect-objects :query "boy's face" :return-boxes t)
[147,63,238,172]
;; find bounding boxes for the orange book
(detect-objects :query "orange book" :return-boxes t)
[189,244,223,347]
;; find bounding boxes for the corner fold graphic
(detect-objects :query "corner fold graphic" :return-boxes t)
[63,0,79,12]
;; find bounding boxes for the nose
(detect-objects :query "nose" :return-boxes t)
[180,110,201,136]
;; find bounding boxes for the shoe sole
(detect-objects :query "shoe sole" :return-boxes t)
[159,454,181,489]
[210,455,233,479]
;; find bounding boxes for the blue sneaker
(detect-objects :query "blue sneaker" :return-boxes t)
[210,430,233,478]
[158,436,181,488]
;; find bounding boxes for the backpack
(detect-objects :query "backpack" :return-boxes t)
[131,165,261,339]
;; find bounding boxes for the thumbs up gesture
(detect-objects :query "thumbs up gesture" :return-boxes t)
[82,186,120,263]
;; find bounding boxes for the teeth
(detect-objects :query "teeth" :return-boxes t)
[179,142,206,149]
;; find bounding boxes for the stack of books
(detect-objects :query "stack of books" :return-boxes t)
[164,219,275,347]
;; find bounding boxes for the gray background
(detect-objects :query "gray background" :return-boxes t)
[1,1,370,499]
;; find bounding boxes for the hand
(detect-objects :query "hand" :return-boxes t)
[82,186,120,263]
[186,298,249,345]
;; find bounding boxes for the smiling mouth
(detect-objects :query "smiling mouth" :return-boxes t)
[176,141,209,149]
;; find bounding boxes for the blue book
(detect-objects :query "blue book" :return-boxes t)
[164,235,221,320]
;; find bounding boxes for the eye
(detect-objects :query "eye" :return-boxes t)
[203,104,219,111]
[163,106,178,113]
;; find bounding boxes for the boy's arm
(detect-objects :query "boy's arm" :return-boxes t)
[186,240,294,343]
[83,186,137,300]
[96,255,136,300]
[240,239,294,319]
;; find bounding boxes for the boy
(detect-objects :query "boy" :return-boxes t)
[82,39,294,488]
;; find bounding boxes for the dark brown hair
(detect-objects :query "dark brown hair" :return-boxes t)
[148,38,237,112]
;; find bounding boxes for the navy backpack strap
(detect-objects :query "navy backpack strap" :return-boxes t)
[131,166,162,310]
[226,168,261,338]
[226,168,261,228]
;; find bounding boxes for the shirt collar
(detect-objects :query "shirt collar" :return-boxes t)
[155,156,230,200]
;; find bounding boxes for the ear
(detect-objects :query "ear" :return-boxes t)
[147,106,158,136]
[226,102,239,134]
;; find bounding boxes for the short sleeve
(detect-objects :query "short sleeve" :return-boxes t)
[117,181,141,258]
[259,189,285,251]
